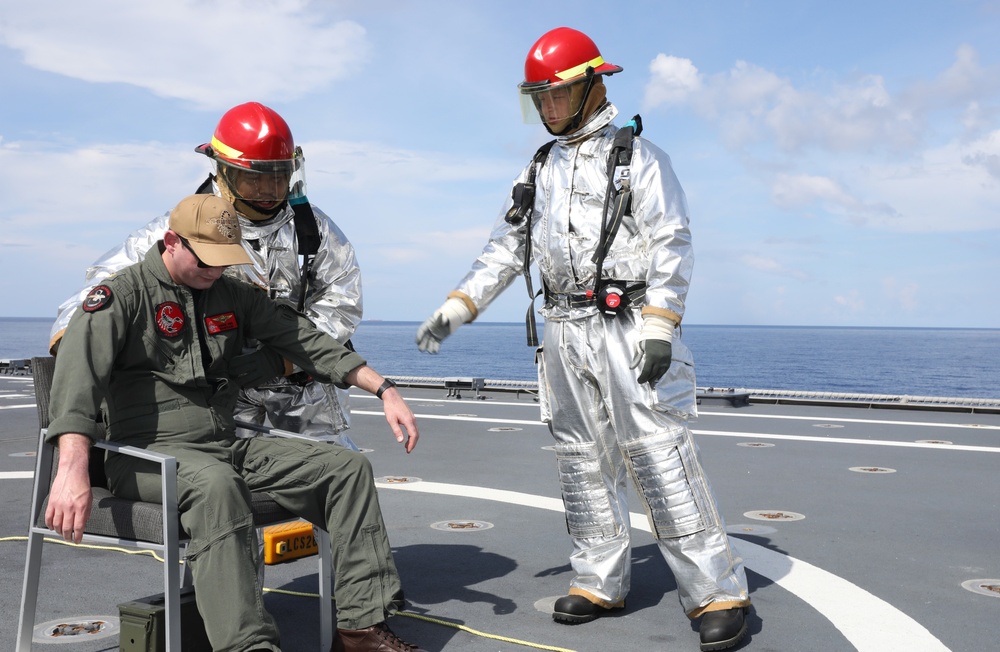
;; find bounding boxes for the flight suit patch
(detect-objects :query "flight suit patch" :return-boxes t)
[155,302,186,337]
[82,285,113,312]
[205,312,238,334]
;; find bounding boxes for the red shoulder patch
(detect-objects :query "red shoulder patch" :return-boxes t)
[205,312,238,334]
[82,285,113,312]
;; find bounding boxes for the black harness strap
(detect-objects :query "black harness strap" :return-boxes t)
[591,115,642,301]
[506,141,555,347]
[289,197,320,312]
[195,174,214,195]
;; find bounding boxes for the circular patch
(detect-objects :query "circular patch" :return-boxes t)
[155,302,186,337]
[82,285,113,312]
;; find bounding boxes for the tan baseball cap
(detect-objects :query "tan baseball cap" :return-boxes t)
[168,194,252,267]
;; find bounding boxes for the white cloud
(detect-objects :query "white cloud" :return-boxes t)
[739,253,808,281]
[643,54,702,107]
[881,277,919,312]
[0,139,203,232]
[644,45,1000,154]
[772,173,857,210]
[0,0,369,109]
[771,173,900,226]
[905,44,996,112]
[961,128,1000,180]
[649,46,1000,235]
[833,290,865,313]
[852,130,1000,232]
[303,140,515,195]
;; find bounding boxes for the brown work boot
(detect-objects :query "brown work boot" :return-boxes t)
[331,622,425,652]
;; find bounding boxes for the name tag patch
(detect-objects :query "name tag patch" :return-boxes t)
[205,312,238,334]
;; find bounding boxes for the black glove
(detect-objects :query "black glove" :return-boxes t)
[636,340,673,386]
[229,348,285,388]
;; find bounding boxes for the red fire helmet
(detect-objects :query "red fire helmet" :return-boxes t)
[520,27,622,92]
[195,102,296,169]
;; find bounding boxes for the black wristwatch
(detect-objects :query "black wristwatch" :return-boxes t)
[376,378,397,400]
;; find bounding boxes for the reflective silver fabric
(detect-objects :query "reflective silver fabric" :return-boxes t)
[453,104,748,614]
[539,315,747,612]
[50,185,362,445]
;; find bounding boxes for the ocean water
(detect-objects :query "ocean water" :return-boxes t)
[5,318,999,399]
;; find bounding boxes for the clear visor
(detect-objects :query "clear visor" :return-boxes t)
[215,147,305,208]
[518,79,588,129]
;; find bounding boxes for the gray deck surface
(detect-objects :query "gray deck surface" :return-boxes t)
[2,371,999,651]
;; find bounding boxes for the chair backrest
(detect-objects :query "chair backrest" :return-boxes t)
[31,356,54,430]
[31,356,109,489]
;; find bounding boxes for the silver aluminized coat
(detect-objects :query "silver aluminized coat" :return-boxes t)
[452,104,749,615]
[49,184,363,447]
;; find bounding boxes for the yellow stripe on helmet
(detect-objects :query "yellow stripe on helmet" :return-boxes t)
[210,135,244,160]
[554,56,605,81]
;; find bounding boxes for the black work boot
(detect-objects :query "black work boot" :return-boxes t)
[552,594,625,624]
[699,607,748,651]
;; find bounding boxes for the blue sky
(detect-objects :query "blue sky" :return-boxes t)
[2,0,999,327]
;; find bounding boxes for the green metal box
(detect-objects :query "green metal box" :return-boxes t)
[117,589,211,651]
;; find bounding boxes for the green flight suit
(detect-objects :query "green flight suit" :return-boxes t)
[48,246,402,651]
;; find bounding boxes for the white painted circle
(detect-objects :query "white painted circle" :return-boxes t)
[34,616,120,644]
[961,579,1000,598]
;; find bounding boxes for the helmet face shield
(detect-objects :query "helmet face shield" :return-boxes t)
[519,78,589,132]
[214,146,304,211]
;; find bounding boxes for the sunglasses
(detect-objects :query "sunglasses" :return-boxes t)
[177,235,211,268]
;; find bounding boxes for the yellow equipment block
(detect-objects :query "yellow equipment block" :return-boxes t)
[262,520,319,565]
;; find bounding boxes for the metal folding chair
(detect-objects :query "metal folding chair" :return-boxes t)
[16,356,334,651]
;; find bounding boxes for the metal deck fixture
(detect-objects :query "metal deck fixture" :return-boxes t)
[431,520,494,532]
[744,510,806,522]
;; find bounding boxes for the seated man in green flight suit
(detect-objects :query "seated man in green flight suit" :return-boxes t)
[45,194,426,652]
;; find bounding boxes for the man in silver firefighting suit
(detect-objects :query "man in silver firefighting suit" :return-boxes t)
[416,28,751,651]
[49,102,363,450]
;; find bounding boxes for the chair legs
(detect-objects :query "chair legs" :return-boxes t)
[14,529,45,652]
[317,527,334,652]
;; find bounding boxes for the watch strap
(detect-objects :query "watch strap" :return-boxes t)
[376,378,397,399]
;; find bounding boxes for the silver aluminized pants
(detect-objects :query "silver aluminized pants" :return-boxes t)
[537,311,749,616]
